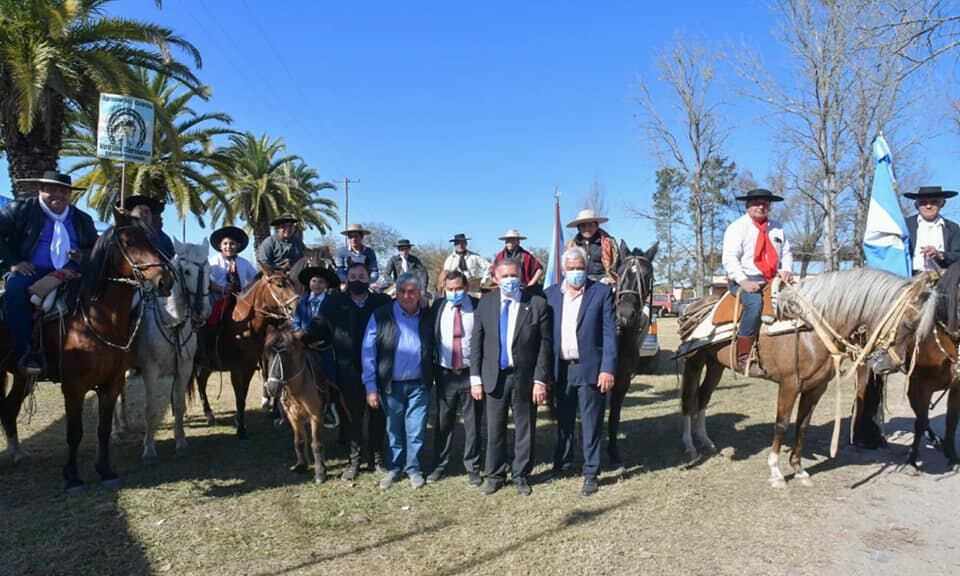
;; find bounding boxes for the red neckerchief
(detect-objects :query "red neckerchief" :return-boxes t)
[753,219,778,282]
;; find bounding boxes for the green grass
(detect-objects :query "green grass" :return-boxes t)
[0,319,912,575]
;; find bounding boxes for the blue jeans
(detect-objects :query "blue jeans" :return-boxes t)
[728,277,763,337]
[381,379,431,475]
[5,268,53,359]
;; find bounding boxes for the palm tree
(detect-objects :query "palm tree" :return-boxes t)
[63,68,235,225]
[212,132,339,247]
[0,0,202,198]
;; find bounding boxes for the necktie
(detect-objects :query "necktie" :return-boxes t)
[451,304,463,370]
[227,260,240,294]
[753,220,779,282]
[458,253,468,272]
[499,299,511,370]
[310,297,321,317]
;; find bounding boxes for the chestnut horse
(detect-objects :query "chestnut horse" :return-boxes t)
[607,240,657,474]
[0,210,172,490]
[679,268,937,487]
[264,326,329,484]
[192,272,299,439]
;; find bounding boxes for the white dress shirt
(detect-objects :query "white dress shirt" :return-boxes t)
[722,213,793,283]
[560,284,584,361]
[913,215,945,272]
[208,253,258,292]
[443,251,492,283]
[401,255,409,273]
[470,292,522,387]
[438,298,475,369]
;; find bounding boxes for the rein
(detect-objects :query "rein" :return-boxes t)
[615,255,653,334]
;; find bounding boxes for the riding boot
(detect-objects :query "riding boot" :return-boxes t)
[341,444,362,483]
[736,335,766,378]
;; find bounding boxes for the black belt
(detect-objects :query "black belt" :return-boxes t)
[562,358,580,365]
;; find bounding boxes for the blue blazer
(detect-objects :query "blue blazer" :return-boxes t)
[545,280,617,387]
[292,294,327,332]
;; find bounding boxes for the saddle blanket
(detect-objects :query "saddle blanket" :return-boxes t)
[676,297,808,358]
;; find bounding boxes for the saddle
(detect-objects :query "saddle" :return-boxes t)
[0,271,79,324]
[711,284,776,326]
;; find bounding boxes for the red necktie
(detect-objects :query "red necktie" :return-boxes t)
[451,305,464,370]
[753,220,779,282]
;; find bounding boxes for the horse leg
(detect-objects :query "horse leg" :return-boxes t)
[906,378,933,470]
[680,353,707,461]
[286,400,308,474]
[173,360,191,456]
[195,367,216,426]
[694,360,724,453]
[232,368,253,440]
[112,379,131,441]
[606,369,628,474]
[945,386,960,469]
[1,373,30,464]
[311,412,326,485]
[768,379,799,488]
[62,385,87,492]
[789,384,827,487]
[95,374,125,487]
[141,365,162,465]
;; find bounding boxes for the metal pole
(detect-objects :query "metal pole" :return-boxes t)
[119,134,127,206]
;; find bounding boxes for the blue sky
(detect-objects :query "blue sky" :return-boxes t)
[1,1,958,260]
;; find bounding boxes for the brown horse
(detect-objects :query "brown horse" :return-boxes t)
[607,240,657,474]
[679,268,937,487]
[0,210,173,490]
[192,272,299,439]
[264,326,329,484]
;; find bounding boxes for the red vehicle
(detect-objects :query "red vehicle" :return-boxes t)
[652,293,676,317]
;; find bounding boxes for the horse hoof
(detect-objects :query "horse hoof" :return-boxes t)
[175,444,189,457]
[315,474,326,485]
[273,418,286,429]
[102,477,123,490]
[12,451,30,466]
[796,475,814,488]
[684,448,700,462]
[768,478,787,489]
[205,413,216,427]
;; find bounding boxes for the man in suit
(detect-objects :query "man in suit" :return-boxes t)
[545,247,617,496]
[470,259,552,496]
[427,270,483,487]
[384,239,429,289]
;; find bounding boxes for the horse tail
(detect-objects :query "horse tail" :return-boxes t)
[937,260,960,335]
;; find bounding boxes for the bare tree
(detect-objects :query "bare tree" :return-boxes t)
[636,37,728,296]
[580,175,607,215]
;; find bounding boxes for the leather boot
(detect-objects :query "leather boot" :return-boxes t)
[341,457,361,483]
[736,336,766,378]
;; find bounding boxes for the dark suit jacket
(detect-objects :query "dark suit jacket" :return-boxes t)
[304,291,390,389]
[470,290,552,395]
[906,214,960,268]
[431,295,479,373]
[385,253,429,287]
[0,197,98,271]
[544,280,617,388]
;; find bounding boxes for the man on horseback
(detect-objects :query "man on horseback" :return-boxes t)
[565,209,619,285]
[123,195,175,259]
[384,239,429,289]
[440,233,491,291]
[0,171,98,375]
[257,214,305,272]
[335,223,380,284]
[199,226,257,366]
[721,188,793,378]
[490,228,543,291]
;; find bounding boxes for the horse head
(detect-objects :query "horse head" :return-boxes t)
[102,207,173,297]
[234,270,300,327]
[167,237,211,326]
[615,240,658,333]
[867,272,938,375]
[263,325,305,397]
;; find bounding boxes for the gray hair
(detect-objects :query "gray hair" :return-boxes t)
[496,258,520,274]
[395,271,423,292]
[562,246,588,269]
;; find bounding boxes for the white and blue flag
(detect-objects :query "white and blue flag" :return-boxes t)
[863,134,911,276]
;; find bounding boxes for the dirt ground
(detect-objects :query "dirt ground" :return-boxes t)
[0,317,958,575]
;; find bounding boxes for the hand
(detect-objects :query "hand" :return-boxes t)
[11,261,36,276]
[68,249,83,264]
[532,382,548,405]
[740,279,763,293]
[778,270,793,283]
[920,245,941,261]
[366,392,380,409]
[600,276,615,285]
[470,384,484,401]
[597,372,615,393]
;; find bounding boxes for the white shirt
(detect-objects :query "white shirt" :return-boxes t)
[208,253,258,292]
[913,215,945,272]
[560,284,584,361]
[438,298,475,369]
[443,251,492,283]
[722,213,793,283]
[401,256,409,273]
[470,292,521,387]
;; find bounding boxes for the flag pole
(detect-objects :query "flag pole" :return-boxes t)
[119,134,127,206]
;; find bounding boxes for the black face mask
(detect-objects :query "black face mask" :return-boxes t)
[347,281,369,295]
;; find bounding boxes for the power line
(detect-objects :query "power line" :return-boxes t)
[334,177,359,245]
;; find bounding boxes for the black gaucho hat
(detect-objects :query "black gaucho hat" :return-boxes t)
[734,188,784,202]
[16,170,84,190]
[270,214,299,226]
[122,195,164,213]
[449,233,470,243]
[904,186,958,200]
[210,226,250,252]
[298,265,339,288]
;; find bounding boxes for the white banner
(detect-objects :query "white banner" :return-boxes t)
[96,93,155,164]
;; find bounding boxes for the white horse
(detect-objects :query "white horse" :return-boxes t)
[114,238,211,463]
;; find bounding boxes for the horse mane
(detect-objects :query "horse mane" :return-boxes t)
[82,220,154,300]
[231,273,263,322]
[936,260,960,334]
[175,238,209,263]
[782,268,937,338]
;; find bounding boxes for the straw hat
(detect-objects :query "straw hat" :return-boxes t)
[340,223,371,236]
[566,209,609,228]
[498,228,527,241]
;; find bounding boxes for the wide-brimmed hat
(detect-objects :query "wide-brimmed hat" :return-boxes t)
[566,209,609,228]
[449,233,470,243]
[210,226,249,252]
[904,186,958,200]
[340,223,371,237]
[16,170,84,190]
[498,228,527,241]
[298,265,339,288]
[735,188,784,202]
[395,239,414,248]
[122,195,163,213]
[270,214,299,227]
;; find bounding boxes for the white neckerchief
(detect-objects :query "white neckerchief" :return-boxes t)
[38,197,70,270]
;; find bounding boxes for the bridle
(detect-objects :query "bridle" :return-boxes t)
[615,254,653,332]
[254,275,299,323]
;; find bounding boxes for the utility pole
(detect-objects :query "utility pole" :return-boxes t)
[334,178,358,246]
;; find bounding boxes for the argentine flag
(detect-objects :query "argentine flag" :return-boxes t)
[544,191,564,289]
[863,134,911,277]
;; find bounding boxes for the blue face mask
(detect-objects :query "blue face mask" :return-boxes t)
[446,289,466,305]
[499,277,521,295]
[566,270,587,288]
